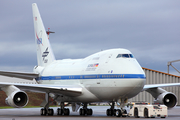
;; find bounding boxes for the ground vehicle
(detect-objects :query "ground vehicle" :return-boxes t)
[128,103,167,118]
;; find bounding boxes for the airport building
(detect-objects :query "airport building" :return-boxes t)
[130,67,180,106]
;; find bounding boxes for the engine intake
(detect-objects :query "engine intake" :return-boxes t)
[154,92,177,108]
[5,91,29,108]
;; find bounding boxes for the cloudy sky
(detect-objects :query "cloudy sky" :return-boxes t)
[0,0,180,75]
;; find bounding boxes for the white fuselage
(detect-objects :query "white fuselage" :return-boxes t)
[35,48,146,103]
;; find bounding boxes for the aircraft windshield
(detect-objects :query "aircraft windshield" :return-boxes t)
[116,54,134,58]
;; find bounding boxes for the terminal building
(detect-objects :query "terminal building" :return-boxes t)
[130,67,180,106]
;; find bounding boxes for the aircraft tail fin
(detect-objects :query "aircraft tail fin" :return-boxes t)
[32,3,55,67]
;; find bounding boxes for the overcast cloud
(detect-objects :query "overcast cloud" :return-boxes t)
[0,0,180,75]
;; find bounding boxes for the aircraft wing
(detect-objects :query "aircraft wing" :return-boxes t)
[0,71,39,80]
[142,83,180,91]
[0,82,82,97]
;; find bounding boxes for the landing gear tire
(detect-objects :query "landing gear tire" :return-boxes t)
[48,109,54,116]
[64,108,70,116]
[79,108,86,115]
[113,109,116,116]
[57,108,63,115]
[79,103,93,116]
[87,109,93,115]
[79,108,82,115]
[79,108,93,116]
[41,108,47,116]
[82,109,86,115]
[57,108,70,116]
[106,109,110,116]
[106,109,113,116]
[40,108,43,115]
[116,109,122,117]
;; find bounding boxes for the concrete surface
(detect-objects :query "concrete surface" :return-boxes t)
[0,106,179,120]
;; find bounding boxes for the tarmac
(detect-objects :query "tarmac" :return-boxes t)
[0,106,179,120]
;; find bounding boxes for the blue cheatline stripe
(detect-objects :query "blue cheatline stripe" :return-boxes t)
[36,74,146,81]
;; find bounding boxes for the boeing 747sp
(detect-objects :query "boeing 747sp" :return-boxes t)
[0,3,180,117]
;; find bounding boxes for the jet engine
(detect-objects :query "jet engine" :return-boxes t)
[154,92,177,108]
[5,90,29,108]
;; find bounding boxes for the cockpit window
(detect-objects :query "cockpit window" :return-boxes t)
[122,54,129,58]
[116,54,122,58]
[129,54,134,58]
[116,54,134,58]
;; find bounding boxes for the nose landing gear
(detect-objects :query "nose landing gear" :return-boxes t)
[106,102,116,116]
[106,102,127,117]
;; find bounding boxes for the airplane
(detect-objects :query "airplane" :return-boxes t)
[0,3,180,117]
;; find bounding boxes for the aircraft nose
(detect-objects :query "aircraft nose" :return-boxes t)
[118,59,145,75]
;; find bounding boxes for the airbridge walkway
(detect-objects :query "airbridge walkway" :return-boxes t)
[130,67,180,105]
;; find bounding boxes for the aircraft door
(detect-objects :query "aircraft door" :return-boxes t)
[96,68,101,84]
[80,69,85,84]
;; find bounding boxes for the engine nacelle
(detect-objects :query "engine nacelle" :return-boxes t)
[154,92,177,108]
[5,91,29,108]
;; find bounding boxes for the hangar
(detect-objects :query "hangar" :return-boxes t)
[130,67,180,105]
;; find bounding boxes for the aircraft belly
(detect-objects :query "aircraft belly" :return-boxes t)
[38,78,145,102]
[86,78,145,101]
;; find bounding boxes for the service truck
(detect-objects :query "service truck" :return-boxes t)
[128,102,167,118]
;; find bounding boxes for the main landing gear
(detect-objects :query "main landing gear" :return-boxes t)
[41,108,54,116]
[106,102,127,117]
[41,102,70,116]
[57,102,70,116]
[40,93,70,116]
[40,93,55,116]
[79,103,93,116]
